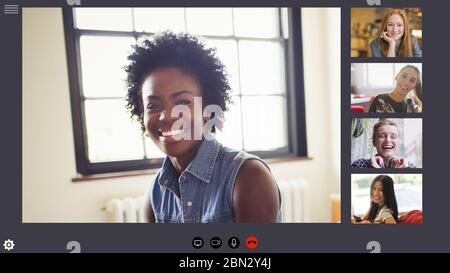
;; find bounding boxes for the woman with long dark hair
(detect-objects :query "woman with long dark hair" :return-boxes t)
[352,175,398,224]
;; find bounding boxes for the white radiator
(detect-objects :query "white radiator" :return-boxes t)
[105,196,146,223]
[278,179,307,223]
[105,179,306,223]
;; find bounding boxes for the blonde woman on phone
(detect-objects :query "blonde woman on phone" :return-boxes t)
[370,9,422,57]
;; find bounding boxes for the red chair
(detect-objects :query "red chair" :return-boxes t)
[351,105,365,112]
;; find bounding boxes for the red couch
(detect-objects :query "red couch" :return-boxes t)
[398,210,422,224]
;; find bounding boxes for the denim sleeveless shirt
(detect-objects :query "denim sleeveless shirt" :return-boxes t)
[149,139,282,223]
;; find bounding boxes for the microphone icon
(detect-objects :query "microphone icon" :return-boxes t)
[228,237,240,249]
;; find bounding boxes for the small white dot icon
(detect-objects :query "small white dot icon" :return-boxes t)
[3,239,15,251]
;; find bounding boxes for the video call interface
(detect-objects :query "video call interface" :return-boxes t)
[1,0,449,263]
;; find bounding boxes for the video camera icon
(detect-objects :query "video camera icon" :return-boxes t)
[210,237,222,249]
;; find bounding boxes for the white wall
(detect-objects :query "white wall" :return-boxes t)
[300,8,341,219]
[22,8,340,223]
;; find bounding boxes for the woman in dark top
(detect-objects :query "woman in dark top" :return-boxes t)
[369,65,422,113]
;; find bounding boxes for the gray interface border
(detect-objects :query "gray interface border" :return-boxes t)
[1,0,448,253]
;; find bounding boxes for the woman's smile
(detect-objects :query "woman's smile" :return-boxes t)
[158,128,185,143]
[379,141,396,158]
[399,83,409,91]
[381,143,394,152]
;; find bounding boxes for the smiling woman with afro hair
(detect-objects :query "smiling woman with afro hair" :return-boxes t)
[124,31,281,224]
[125,31,231,133]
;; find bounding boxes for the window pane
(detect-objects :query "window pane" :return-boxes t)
[241,96,287,151]
[79,35,135,98]
[238,40,285,95]
[367,63,393,87]
[186,8,233,36]
[396,183,423,213]
[216,96,243,150]
[84,99,144,162]
[205,39,240,95]
[133,8,185,33]
[403,118,423,168]
[144,137,166,159]
[233,8,280,38]
[74,8,133,31]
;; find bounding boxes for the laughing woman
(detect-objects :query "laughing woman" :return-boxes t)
[125,31,281,223]
[351,119,416,168]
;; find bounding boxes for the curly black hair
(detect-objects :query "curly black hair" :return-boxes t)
[125,31,232,133]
